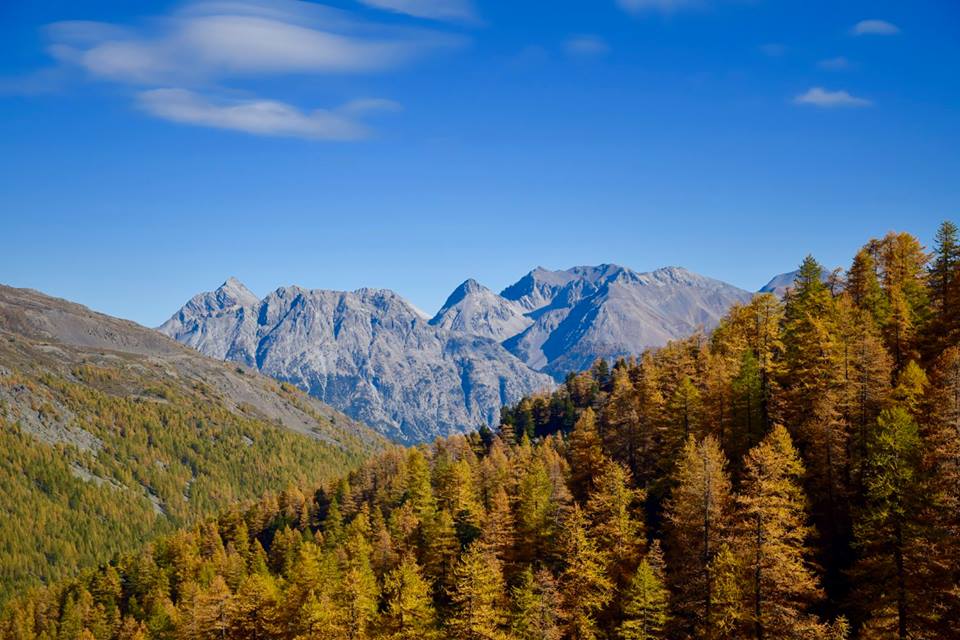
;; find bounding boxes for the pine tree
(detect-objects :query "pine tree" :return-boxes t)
[737,425,825,640]
[381,554,437,640]
[448,542,507,640]
[927,221,960,351]
[929,221,960,315]
[619,542,670,640]
[664,435,733,639]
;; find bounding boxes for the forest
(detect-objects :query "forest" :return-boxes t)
[2,222,959,640]
[0,358,374,604]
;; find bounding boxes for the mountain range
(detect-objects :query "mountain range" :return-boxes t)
[159,264,785,442]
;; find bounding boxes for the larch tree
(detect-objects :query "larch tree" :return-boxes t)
[381,554,437,640]
[664,435,733,638]
[619,541,670,640]
[558,505,613,640]
[737,425,826,640]
[479,486,515,568]
[585,460,645,590]
[667,376,703,451]
[921,346,960,637]
[339,508,380,640]
[568,408,607,501]
[228,573,280,640]
[852,406,928,639]
[511,567,562,640]
[447,542,508,640]
[846,248,888,328]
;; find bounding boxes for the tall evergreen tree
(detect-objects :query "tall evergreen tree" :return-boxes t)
[381,555,437,640]
[568,408,607,501]
[737,425,825,640]
[558,506,613,640]
[447,542,507,640]
[852,406,928,639]
[664,435,733,638]
[926,221,960,352]
[511,568,562,640]
[619,542,670,640]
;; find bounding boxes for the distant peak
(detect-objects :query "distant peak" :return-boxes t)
[457,278,485,294]
[435,278,492,315]
[214,277,258,306]
[221,276,247,290]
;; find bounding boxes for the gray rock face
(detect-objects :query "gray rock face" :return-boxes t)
[160,282,554,443]
[430,279,532,341]
[162,265,753,443]
[499,265,754,376]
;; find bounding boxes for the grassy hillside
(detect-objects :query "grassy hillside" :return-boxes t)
[0,285,383,602]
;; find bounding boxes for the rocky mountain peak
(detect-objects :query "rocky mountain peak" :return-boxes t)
[216,277,259,308]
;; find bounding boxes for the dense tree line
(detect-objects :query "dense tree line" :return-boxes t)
[0,363,372,604]
[2,223,959,639]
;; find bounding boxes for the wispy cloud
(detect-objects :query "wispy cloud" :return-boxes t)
[564,35,610,58]
[793,87,872,108]
[46,2,463,85]
[616,0,701,14]
[31,0,464,140]
[818,56,852,71]
[136,88,398,140]
[851,19,900,36]
[357,0,477,23]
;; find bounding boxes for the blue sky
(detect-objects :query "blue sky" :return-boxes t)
[1,0,958,326]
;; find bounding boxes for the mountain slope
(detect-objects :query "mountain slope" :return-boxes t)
[0,284,381,601]
[500,265,754,376]
[429,278,532,340]
[160,282,553,443]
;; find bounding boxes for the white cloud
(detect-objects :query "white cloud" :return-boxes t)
[616,0,701,14]
[357,0,477,23]
[34,1,465,140]
[818,56,851,71]
[564,35,610,58]
[851,19,900,36]
[46,1,464,85]
[136,88,388,140]
[793,87,872,108]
